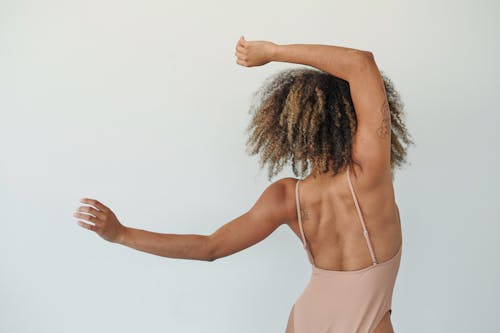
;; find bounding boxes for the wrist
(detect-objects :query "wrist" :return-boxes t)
[270,43,281,61]
[117,225,129,245]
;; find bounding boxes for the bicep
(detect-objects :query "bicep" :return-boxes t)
[207,179,289,261]
[347,52,391,172]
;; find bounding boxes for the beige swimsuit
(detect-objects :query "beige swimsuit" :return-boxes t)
[290,165,402,333]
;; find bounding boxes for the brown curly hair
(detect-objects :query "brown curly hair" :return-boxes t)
[244,67,414,181]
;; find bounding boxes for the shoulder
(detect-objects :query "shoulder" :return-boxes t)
[250,177,299,225]
[263,177,298,204]
[265,176,298,194]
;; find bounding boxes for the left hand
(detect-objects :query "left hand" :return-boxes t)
[74,198,126,243]
[234,36,277,67]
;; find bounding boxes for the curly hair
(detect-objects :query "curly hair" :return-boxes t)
[244,66,414,181]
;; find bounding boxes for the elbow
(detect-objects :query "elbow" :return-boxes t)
[205,249,217,262]
[204,235,218,262]
[355,50,375,68]
[348,50,376,78]
[361,50,374,61]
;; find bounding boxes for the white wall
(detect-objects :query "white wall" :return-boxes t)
[1,0,499,332]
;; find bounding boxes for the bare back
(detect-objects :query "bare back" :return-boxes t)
[285,163,402,333]
[287,163,401,272]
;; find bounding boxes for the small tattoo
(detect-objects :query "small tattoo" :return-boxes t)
[377,98,390,139]
[301,209,310,221]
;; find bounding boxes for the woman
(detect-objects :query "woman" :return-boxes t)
[73,36,413,333]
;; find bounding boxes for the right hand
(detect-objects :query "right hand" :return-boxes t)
[74,198,127,244]
[234,36,277,67]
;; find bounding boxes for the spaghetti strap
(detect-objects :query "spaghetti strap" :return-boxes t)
[295,179,316,265]
[290,166,403,332]
[346,165,378,265]
[295,179,307,248]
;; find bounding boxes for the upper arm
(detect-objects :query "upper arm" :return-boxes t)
[206,178,291,261]
[347,52,391,175]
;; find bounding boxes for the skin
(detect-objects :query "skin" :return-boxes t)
[74,36,401,333]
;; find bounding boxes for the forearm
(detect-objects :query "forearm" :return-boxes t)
[272,43,372,81]
[118,226,214,261]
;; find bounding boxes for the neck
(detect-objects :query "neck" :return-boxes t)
[306,163,348,182]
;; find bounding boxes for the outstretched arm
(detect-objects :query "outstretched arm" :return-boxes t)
[75,179,291,262]
[205,178,290,261]
[236,37,391,176]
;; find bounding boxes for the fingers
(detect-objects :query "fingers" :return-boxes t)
[75,198,115,234]
[73,211,101,225]
[235,45,246,57]
[77,220,97,231]
[76,205,105,219]
[80,198,108,213]
[235,40,248,66]
[236,36,247,50]
[235,35,246,64]
[236,59,249,67]
[235,50,245,65]
[235,51,246,60]
[235,44,246,60]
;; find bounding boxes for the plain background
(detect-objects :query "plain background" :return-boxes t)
[1,0,499,332]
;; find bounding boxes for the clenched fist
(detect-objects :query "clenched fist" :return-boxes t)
[74,198,126,244]
[234,36,277,67]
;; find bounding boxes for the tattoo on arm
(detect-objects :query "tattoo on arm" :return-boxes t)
[376,98,390,139]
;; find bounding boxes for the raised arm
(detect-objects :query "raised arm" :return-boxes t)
[236,37,391,177]
[345,52,391,177]
[76,179,291,262]
[274,43,373,83]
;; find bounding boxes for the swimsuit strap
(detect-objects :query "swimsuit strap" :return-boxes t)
[347,165,378,265]
[295,179,307,248]
[295,179,316,265]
